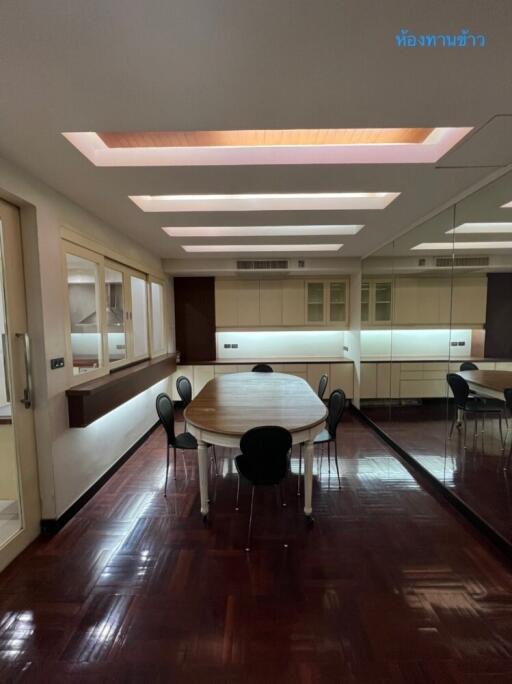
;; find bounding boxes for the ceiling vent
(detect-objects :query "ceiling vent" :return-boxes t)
[236,259,289,271]
[435,256,490,268]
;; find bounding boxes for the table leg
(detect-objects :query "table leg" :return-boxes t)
[197,441,210,518]
[303,439,314,519]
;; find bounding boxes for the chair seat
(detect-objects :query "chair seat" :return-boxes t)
[461,398,504,413]
[313,428,332,444]
[173,432,198,450]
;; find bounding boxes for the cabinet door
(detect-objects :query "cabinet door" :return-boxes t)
[193,365,214,397]
[393,277,418,325]
[282,279,305,325]
[361,281,370,324]
[373,280,393,324]
[360,363,377,399]
[306,281,325,323]
[260,280,283,325]
[215,280,238,327]
[237,281,260,326]
[451,276,487,325]
[330,363,353,399]
[328,281,347,324]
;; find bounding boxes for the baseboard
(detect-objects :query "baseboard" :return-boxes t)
[40,421,160,535]
[350,405,512,563]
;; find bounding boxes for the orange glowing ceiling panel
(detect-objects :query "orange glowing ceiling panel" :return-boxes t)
[98,128,435,148]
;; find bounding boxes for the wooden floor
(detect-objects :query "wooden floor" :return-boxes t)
[1,411,512,682]
[364,402,512,545]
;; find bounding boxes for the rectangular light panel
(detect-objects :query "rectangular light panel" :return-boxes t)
[182,244,343,253]
[501,200,512,208]
[163,224,363,237]
[131,192,400,212]
[412,241,512,250]
[446,222,512,234]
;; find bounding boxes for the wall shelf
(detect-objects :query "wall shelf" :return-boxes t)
[66,353,176,427]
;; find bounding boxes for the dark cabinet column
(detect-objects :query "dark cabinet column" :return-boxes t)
[174,277,216,362]
[484,273,512,358]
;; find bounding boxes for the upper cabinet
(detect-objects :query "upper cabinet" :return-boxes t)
[362,279,393,326]
[215,277,348,329]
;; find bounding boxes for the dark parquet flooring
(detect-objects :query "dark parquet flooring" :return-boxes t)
[1,412,512,683]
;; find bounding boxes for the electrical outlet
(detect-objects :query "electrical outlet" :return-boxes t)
[50,357,65,369]
[232,344,238,349]
[224,344,232,348]
[458,341,465,346]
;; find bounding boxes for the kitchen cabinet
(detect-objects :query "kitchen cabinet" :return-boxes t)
[193,365,215,396]
[362,279,393,326]
[329,362,354,399]
[259,280,283,325]
[282,279,305,326]
[305,279,349,326]
[361,363,377,399]
[237,281,260,326]
[451,276,487,326]
[215,280,238,327]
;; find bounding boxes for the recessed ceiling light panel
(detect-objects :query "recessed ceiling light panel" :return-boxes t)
[163,224,364,237]
[131,192,399,212]
[182,244,343,253]
[412,241,512,250]
[501,200,512,208]
[446,222,512,234]
[63,127,472,166]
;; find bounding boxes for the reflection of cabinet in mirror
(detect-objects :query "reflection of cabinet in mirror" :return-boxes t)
[361,279,393,327]
[305,279,348,325]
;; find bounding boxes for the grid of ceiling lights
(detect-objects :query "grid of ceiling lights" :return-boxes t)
[63,127,476,255]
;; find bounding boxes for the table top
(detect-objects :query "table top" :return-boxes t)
[458,370,512,394]
[184,372,328,436]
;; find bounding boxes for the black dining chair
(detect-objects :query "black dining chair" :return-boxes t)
[297,388,346,495]
[252,363,273,373]
[156,392,197,496]
[176,375,217,473]
[459,362,508,429]
[447,373,505,449]
[235,425,292,551]
[317,374,328,401]
[460,361,479,372]
[505,389,512,469]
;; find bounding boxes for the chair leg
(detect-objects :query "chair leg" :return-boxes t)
[449,413,456,439]
[164,444,170,497]
[463,413,467,449]
[498,413,504,450]
[182,450,188,479]
[334,440,342,490]
[173,447,177,478]
[245,486,255,552]
[327,440,331,474]
[212,445,218,476]
[235,474,241,511]
[297,444,302,496]
[279,482,287,507]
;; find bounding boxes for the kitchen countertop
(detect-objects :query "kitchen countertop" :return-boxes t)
[362,357,512,363]
[178,357,353,365]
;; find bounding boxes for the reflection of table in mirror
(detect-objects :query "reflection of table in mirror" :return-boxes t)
[458,370,512,400]
[184,372,328,520]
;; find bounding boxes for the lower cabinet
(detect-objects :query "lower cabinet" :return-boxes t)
[170,362,354,400]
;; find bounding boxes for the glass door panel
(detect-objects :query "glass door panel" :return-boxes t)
[105,265,127,366]
[130,274,149,359]
[307,282,324,322]
[329,281,346,322]
[374,281,392,323]
[361,281,369,323]
[66,253,102,375]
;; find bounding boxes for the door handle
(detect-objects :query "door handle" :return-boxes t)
[15,332,32,409]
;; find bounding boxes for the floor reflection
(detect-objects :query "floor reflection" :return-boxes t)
[363,401,512,543]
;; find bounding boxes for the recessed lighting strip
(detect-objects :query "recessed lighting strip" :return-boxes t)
[412,241,512,250]
[131,192,399,213]
[163,224,364,237]
[182,244,343,253]
[501,200,512,208]
[446,222,512,234]
[63,127,472,166]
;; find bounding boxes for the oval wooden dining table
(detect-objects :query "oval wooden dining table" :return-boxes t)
[184,371,328,521]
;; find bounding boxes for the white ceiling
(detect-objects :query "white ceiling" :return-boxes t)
[1,1,512,262]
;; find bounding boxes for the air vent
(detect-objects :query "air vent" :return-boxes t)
[435,256,490,267]
[236,260,289,270]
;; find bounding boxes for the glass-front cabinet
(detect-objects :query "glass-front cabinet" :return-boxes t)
[361,278,393,326]
[63,240,167,384]
[306,279,348,325]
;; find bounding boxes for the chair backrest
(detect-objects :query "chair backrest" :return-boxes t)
[238,426,292,485]
[446,373,470,409]
[326,389,346,438]
[317,374,328,400]
[176,376,192,406]
[505,388,512,411]
[155,393,176,445]
[460,361,478,371]
[252,363,273,373]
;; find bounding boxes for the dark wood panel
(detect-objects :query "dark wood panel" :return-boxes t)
[174,277,215,363]
[66,354,176,427]
[485,273,512,358]
[1,412,512,681]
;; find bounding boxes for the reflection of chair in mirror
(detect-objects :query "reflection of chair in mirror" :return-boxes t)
[317,374,328,401]
[459,362,508,430]
[252,363,273,372]
[447,374,505,450]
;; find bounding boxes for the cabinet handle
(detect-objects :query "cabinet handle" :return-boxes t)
[15,332,32,409]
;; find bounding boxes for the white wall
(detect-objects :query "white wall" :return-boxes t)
[0,155,169,519]
[216,330,345,360]
[361,329,473,359]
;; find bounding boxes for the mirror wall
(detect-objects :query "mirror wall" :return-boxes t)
[360,170,512,547]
